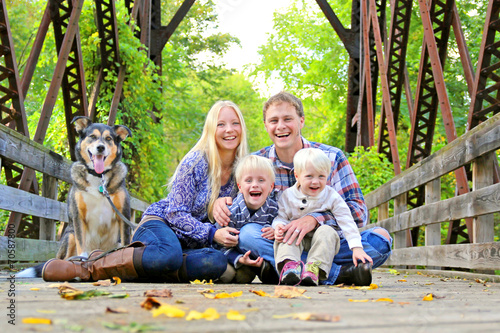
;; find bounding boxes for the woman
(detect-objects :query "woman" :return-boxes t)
[42,101,248,282]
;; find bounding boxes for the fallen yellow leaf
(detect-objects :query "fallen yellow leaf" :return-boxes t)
[227,310,246,321]
[152,304,186,318]
[336,283,378,290]
[249,289,272,297]
[348,299,369,302]
[274,286,309,299]
[422,293,433,301]
[22,317,52,325]
[30,288,40,291]
[59,290,84,300]
[374,298,394,303]
[112,277,121,285]
[190,279,213,285]
[397,279,407,282]
[203,291,243,299]
[186,308,220,321]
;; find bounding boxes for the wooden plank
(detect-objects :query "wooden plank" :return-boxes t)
[0,236,59,261]
[472,152,495,243]
[0,124,72,182]
[394,194,407,249]
[0,184,68,222]
[365,112,500,209]
[386,242,500,270]
[425,179,441,270]
[425,179,441,247]
[377,201,389,222]
[130,196,150,212]
[362,182,500,233]
[40,174,58,241]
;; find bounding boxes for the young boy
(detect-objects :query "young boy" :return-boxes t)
[273,148,372,286]
[218,155,278,282]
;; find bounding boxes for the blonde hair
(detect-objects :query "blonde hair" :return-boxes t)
[293,148,331,177]
[169,101,248,221]
[234,155,275,185]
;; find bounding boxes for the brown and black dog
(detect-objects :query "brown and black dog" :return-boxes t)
[57,116,132,259]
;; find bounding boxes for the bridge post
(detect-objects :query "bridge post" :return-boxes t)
[425,178,441,270]
[393,193,407,269]
[472,153,495,244]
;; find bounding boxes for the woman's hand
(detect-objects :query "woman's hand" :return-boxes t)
[351,247,373,266]
[238,250,263,267]
[282,216,318,246]
[213,197,232,227]
[261,226,275,240]
[213,227,239,247]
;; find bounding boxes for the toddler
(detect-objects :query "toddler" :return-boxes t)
[273,148,371,286]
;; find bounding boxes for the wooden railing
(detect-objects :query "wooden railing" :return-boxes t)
[0,124,149,262]
[362,113,500,272]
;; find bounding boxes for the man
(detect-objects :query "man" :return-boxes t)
[214,91,392,285]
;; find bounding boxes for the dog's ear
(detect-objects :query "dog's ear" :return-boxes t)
[71,116,92,135]
[114,125,132,141]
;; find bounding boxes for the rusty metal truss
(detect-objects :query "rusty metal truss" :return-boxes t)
[1,0,192,237]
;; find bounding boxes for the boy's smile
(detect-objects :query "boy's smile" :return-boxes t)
[295,165,327,197]
[238,170,274,211]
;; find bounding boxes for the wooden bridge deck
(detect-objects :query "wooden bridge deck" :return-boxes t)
[1,268,499,332]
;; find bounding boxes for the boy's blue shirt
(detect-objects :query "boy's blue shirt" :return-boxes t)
[221,192,278,267]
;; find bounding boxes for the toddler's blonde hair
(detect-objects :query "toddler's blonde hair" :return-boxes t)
[235,155,275,185]
[293,148,331,177]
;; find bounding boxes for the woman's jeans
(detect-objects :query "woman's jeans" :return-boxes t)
[238,223,392,285]
[131,219,227,281]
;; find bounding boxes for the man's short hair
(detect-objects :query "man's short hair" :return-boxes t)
[293,148,331,177]
[235,155,276,184]
[263,91,304,121]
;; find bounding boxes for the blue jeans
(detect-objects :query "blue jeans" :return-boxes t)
[238,223,392,285]
[132,220,227,281]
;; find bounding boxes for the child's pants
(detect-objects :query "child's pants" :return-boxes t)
[274,225,340,280]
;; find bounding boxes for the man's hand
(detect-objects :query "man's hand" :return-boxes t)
[274,224,285,243]
[213,227,239,247]
[238,250,263,267]
[261,226,275,240]
[351,247,373,266]
[282,215,318,246]
[213,197,232,226]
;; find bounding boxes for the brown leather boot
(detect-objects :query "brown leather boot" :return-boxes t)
[42,242,145,282]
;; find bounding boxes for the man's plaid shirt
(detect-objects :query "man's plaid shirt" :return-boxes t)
[253,137,368,230]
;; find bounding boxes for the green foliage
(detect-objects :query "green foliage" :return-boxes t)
[251,0,348,149]
[348,146,394,195]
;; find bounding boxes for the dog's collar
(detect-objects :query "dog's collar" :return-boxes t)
[86,167,111,178]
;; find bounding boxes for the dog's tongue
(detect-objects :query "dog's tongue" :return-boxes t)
[93,155,105,174]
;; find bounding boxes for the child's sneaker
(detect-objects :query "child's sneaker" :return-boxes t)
[279,261,303,285]
[301,261,321,286]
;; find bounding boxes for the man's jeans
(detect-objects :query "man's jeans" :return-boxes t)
[238,223,392,284]
[132,219,227,281]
